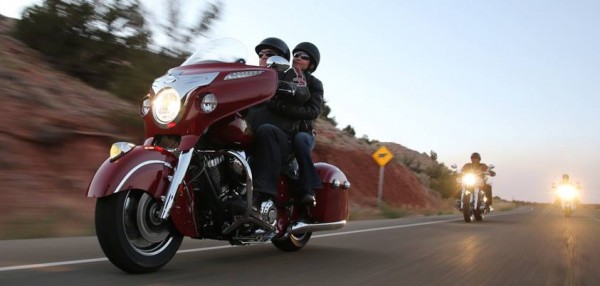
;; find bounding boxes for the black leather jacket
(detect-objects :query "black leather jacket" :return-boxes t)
[246,68,312,134]
[268,71,323,133]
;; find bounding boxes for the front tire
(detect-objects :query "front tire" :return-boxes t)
[95,190,183,273]
[463,195,474,223]
[272,232,312,251]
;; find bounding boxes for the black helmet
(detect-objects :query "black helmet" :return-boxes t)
[470,152,481,160]
[293,42,320,72]
[255,37,290,61]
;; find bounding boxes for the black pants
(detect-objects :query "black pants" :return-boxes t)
[292,132,322,192]
[250,124,292,197]
[484,184,493,205]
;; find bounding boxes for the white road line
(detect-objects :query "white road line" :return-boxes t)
[0,258,108,272]
[313,218,461,238]
[584,215,600,222]
[314,207,533,238]
[0,245,233,272]
[0,208,532,272]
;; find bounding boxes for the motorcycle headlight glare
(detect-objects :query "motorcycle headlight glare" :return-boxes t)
[153,88,181,124]
[200,93,217,113]
[557,185,576,200]
[462,173,477,186]
[109,142,135,161]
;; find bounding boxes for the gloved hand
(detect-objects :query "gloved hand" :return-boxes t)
[277,80,296,96]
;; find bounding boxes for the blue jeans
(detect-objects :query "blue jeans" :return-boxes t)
[292,132,322,191]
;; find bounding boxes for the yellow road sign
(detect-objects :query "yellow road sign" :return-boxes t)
[372,146,394,167]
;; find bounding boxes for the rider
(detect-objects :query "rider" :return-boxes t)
[255,37,291,67]
[247,37,312,212]
[560,174,571,184]
[267,42,323,205]
[461,152,496,207]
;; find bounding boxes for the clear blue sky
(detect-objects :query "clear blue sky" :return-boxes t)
[3,0,600,203]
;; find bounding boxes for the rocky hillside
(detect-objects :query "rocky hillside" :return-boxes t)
[0,15,444,239]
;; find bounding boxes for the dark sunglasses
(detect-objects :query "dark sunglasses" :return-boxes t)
[293,53,311,60]
[258,52,277,58]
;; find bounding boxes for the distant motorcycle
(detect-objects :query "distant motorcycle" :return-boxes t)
[555,183,577,217]
[452,164,495,222]
[86,38,350,273]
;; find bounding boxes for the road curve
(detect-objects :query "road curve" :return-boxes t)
[1,206,599,286]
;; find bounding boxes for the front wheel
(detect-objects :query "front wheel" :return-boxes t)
[462,195,474,223]
[95,190,183,273]
[272,232,312,251]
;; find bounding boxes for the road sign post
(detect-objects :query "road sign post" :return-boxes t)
[372,146,394,207]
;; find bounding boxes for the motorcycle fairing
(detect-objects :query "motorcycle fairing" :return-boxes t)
[143,63,278,151]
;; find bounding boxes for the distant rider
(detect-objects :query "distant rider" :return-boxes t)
[461,152,496,207]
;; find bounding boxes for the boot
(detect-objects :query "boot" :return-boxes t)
[250,192,265,218]
[300,189,316,206]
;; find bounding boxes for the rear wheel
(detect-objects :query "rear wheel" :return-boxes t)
[474,208,484,221]
[474,196,485,221]
[95,190,183,273]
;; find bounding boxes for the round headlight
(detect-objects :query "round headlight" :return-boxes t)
[462,173,477,186]
[200,93,217,113]
[558,185,576,200]
[152,88,181,124]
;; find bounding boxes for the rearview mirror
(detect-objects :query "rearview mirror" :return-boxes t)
[267,56,290,72]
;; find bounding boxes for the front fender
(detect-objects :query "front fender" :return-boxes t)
[86,146,177,199]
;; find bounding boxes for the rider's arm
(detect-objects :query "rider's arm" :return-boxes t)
[275,68,311,104]
[268,77,323,120]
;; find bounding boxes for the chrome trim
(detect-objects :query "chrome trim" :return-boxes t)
[474,187,480,209]
[114,160,173,194]
[224,70,264,80]
[160,148,195,220]
[131,236,175,256]
[225,150,254,217]
[152,72,219,99]
[289,220,346,235]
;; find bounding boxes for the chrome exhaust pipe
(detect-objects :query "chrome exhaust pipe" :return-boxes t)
[289,220,346,235]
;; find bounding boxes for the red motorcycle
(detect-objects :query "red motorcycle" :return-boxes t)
[86,38,350,273]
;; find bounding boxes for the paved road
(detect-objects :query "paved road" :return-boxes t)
[1,206,599,286]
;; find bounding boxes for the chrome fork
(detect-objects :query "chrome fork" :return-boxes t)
[160,148,194,220]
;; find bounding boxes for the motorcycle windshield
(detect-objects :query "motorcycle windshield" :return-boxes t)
[181,38,248,66]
